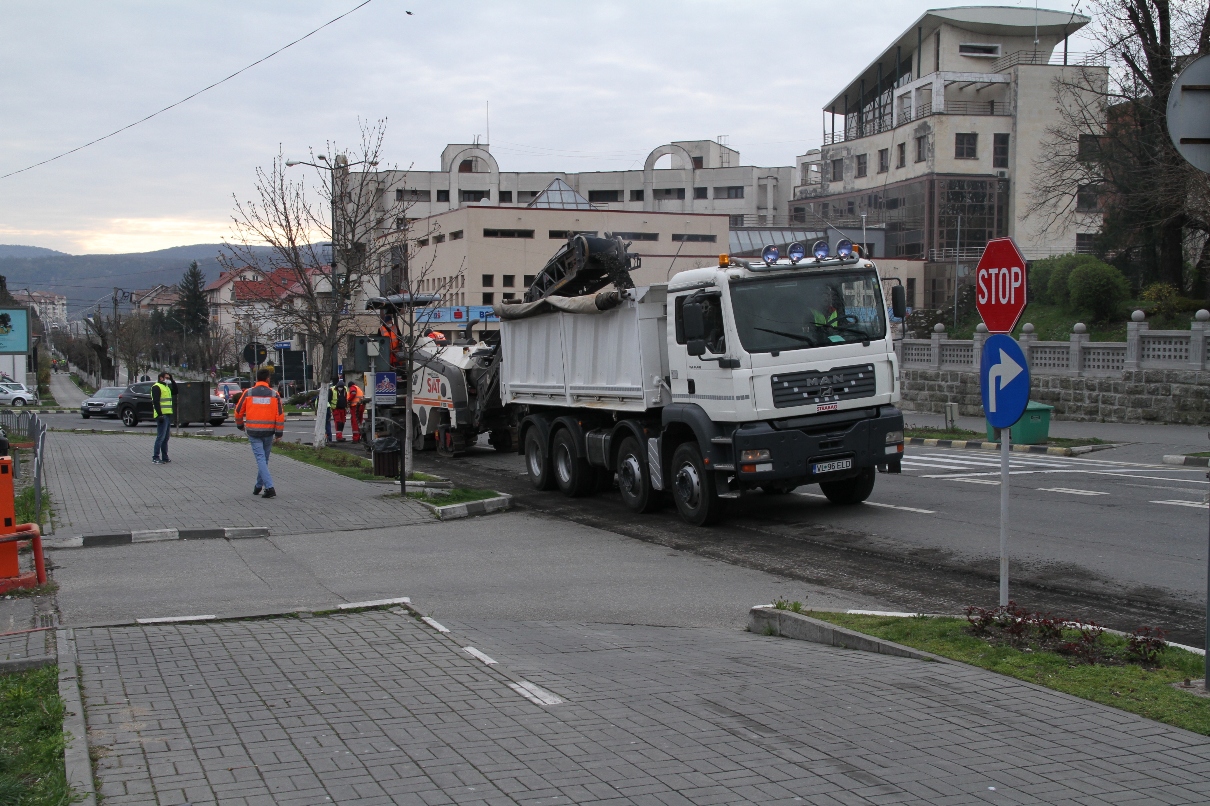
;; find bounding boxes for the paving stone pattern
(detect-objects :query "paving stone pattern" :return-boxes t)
[76,611,1210,805]
[46,432,429,536]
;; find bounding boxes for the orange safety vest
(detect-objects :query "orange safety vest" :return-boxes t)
[234,381,285,437]
[378,322,401,352]
[347,385,363,408]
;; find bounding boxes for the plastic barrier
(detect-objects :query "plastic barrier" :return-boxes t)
[0,524,46,594]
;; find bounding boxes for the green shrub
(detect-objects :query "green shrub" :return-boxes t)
[1069,261,1131,321]
[1042,254,1103,308]
[1029,260,1055,304]
[1141,282,1181,318]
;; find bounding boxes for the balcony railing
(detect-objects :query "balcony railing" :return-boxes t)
[991,49,1106,72]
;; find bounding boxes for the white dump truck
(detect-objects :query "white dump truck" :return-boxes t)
[497,239,907,525]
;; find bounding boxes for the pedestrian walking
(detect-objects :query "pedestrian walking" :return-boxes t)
[151,371,176,464]
[234,368,286,499]
[347,381,364,443]
[331,380,349,441]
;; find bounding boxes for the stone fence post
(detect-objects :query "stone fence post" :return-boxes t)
[930,323,946,370]
[972,323,988,368]
[1018,323,1036,365]
[1070,323,1089,376]
[1189,310,1210,370]
[1124,310,1147,370]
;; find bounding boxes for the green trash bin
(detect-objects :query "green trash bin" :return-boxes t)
[986,401,1054,445]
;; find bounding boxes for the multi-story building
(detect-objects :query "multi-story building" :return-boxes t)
[792,6,1105,309]
[131,285,180,313]
[16,290,68,326]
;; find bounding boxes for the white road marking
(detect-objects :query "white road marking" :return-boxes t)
[795,492,934,513]
[508,680,563,705]
[463,646,498,665]
[422,616,450,633]
[136,615,216,624]
[1151,499,1209,509]
[943,477,1001,485]
[1038,487,1110,496]
[338,596,411,609]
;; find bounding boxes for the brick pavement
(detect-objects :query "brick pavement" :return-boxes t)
[46,431,430,536]
[76,608,1210,805]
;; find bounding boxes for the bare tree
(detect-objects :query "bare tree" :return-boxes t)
[1030,0,1210,289]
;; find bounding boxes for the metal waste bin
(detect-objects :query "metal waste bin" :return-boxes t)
[371,436,401,477]
[986,401,1054,445]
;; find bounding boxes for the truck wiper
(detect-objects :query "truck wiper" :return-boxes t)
[813,321,869,339]
[755,327,820,347]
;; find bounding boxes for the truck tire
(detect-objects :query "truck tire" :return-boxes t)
[552,428,595,497]
[411,414,427,452]
[670,442,723,526]
[524,428,556,491]
[819,467,876,505]
[616,436,660,513]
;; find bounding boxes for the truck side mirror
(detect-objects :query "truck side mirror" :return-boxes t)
[682,301,707,356]
[891,285,907,320]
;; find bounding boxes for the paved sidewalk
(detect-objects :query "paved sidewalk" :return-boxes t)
[45,431,429,536]
[77,609,1210,806]
[50,371,87,407]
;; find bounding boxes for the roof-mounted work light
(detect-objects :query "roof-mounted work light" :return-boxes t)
[836,239,854,258]
[761,245,780,265]
[787,242,806,264]
[812,240,830,260]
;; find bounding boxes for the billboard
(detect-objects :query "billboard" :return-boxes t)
[0,309,31,355]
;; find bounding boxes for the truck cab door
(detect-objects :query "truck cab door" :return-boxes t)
[680,294,742,414]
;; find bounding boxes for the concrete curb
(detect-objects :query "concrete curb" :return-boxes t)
[45,526,269,550]
[748,606,937,662]
[418,493,513,521]
[1163,454,1210,466]
[0,653,55,673]
[56,628,97,806]
[906,437,1074,456]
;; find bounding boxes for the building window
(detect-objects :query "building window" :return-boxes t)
[878,149,889,173]
[694,186,708,199]
[502,275,515,287]
[588,189,621,203]
[482,274,494,288]
[915,136,928,163]
[897,143,906,168]
[958,43,1000,57]
[672,233,717,242]
[692,156,704,169]
[612,231,659,241]
[482,228,535,238]
[1076,233,1096,253]
[831,159,843,181]
[461,189,490,202]
[1076,185,1100,211]
[502,292,516,301]
[517,190,539,202]
[481,292,494,305]
[906,277,916,308]
[433,234,446,244]
[654,188,686,200]
[630,189,644,201]
[856,154,868,177]
[449,230,463,240]
[498,190,513,203]
[395,189,403,201]
[1078,134,1102,162]
[396,188,430,202]
[548,229,599,239]
[436,189,450,202]
[729,214,745,227]
[955,133,978,159]
[523,275,535,286]
[416,238,429,247]
[993,133,1010,168]
[714,186,744,199]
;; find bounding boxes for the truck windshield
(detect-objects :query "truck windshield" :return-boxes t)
[729,270,887,353]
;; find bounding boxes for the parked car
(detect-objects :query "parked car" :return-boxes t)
[80,386,125,419]
[216,381,244,408]
[117,382,229,427]
[0,382,35,407]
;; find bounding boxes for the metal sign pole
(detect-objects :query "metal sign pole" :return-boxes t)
[1000,428,1010,606]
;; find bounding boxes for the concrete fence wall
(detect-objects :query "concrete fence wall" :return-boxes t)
[899,310,1210,424]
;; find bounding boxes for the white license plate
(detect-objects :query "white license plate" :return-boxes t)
[812,458,852,474]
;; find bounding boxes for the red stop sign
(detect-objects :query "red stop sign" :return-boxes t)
[975,237,1028,333]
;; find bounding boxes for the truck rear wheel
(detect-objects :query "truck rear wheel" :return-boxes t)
[819,467,876,505]
[552,429,594,497]
[616,436,660,513]
[671,443,723,526]
[524,428,556,491]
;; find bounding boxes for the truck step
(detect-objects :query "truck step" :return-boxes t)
[710,436,732,445]
[712,463,735,472]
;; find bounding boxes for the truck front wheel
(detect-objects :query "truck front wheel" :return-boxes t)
[819,467,876,505]
[552,429,595,497]
[525,428,556,491]
[671,443,723,526]
[616,436,660,513]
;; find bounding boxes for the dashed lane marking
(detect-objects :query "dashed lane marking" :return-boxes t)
[509,680,563,705]
[1151,499,1209,509]
[1038,487,1110,496]
[463,646,498,665]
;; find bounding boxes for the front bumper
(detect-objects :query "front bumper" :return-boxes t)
[728,405,904,486]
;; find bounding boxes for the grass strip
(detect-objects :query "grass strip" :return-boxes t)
[0,666,73,806]
[804,611,1210,735]
[270,440,381,481]
[14,486,50,528]
[406,488,501,505]
[68,374,96,396]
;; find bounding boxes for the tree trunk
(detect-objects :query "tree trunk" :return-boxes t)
[1160,221,1185,289]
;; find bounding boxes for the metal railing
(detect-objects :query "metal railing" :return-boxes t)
[0,410,48,529]
[991,49,1106,72]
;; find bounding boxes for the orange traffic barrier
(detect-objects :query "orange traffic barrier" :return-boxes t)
[0,524,46,594]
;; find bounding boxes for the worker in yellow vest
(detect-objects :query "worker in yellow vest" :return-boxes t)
[152,371,176,464]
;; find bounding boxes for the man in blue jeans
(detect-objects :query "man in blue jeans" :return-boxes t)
[234,368,286,498]
[151,372,176,464]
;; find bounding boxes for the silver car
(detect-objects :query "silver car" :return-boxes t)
[0,382,34,407]
[80,386,125,418]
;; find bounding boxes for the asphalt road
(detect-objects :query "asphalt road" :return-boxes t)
[410,439,1210,644]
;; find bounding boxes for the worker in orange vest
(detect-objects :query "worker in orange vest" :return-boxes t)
[379,313,401,367]
[234,368,287,498]
[331,380,349,441]
[347,381,365,443]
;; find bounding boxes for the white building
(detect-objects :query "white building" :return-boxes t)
[17,290,68,326]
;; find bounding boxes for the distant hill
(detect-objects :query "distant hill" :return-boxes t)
[0,245,70,258]
[0,243,300,317]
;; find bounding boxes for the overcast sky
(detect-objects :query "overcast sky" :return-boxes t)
[0,0,1091,255]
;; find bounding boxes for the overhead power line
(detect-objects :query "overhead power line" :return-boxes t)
[0,0,381,181]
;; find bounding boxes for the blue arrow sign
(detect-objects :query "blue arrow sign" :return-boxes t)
[981,334,1030,429]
